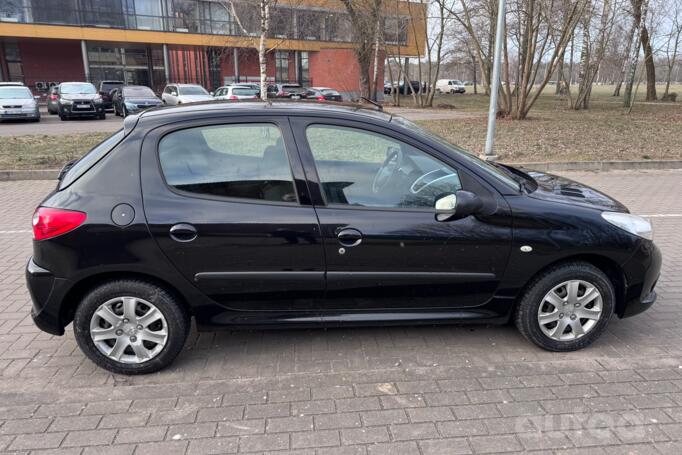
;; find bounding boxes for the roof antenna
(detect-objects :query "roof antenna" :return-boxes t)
[360,97,383,111]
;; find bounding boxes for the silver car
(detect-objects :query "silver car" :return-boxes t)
[0,84,40,122]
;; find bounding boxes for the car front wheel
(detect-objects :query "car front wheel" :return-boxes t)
[515,262,614,351]
[73,279,190,374]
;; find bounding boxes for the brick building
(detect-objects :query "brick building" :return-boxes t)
[0,0,425,100]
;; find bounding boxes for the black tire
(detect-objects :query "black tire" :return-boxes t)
[515,261,614,352]
[59,113,68,121]
[73,279,190,375]
[98,112,106,120]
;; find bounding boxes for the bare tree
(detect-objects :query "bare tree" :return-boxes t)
[219,0,278,100]
[661,0,682,100]
[623,0,649,106]
[340,0,384,100]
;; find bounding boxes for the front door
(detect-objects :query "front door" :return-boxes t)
[141,117,325,311]
[291,118,513,310]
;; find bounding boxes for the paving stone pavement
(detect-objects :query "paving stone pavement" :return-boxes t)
[0,169,681,455]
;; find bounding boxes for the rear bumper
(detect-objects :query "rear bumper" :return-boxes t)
[26,257,68,335]
[619,240,662,318]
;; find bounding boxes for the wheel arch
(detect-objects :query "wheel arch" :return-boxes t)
[513,253,627,319]
[59,271,193,329]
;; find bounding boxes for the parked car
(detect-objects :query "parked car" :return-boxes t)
[304,87,343,102]
[270,83,306,99]
[53,82,105,120]
[161,83,213,105]
[384,80,423,95]
[98,80,125,111]
[436,79,466,94]
[0,84,40,122]
[213,85,259,100]
[112,85,162,117]
[27,102,661,374]
[47,86,59,115]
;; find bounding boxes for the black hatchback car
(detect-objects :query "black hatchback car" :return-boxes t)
[27,102,661,374]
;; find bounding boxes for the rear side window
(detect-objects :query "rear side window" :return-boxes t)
[158,124,297,204]
[59,129,125,189]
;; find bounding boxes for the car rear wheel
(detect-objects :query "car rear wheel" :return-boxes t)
[73,279,190,374]
[515,262,614,351]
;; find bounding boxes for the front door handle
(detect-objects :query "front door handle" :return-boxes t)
[337,228,363,247]
[169,223,197,242]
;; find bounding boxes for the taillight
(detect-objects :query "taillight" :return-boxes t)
[50,94,57,101]
[316,95,325,101]
[229,95,238,100]
[32,207,87,241]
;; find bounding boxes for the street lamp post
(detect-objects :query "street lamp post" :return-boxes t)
[482,0,507,161]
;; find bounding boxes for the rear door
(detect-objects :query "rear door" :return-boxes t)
[141,116,325,311]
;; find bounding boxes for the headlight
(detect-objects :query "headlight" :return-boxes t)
[93,95,103,103]
[59,99,73,105]
[124,101,138,110]
[601,212,653,240]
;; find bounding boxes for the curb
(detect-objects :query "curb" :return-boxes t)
[0,160,680,181]
[512,160,682,172]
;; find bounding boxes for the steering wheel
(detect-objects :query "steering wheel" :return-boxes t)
[372,147,403,194]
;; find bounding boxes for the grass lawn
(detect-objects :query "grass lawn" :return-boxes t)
[0,84,679,169]
[411,84,682,163]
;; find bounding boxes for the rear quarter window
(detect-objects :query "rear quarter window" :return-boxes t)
[59,130,125,190]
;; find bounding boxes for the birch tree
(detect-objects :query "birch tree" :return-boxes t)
[661,0,682,100]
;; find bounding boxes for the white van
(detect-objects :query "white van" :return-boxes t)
[436,79,466,94]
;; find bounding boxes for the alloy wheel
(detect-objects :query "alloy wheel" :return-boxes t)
[89,297,168,364]
[537,280,603,341]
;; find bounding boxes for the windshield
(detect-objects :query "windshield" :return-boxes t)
[0,87,32,99]
[179,86,208,95]
[101,82,124,92]
[123,86,156,97]
[61,83,97,94]
[232,88,258,96]
[321,89,340,95]
[391,116,521,191]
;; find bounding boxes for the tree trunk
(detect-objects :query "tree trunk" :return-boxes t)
[613,17,636,96]
[624,0,647,107]
[640,23,657,101]
[259,0,270,101]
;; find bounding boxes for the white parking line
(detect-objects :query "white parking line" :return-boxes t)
[0,230,31,234]
[642,214,682,218]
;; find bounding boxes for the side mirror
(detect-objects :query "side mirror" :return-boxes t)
[434,190,482,222]
[209,91,214,96]
[171,91,178,97]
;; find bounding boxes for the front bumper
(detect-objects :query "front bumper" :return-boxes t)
[0,109,39,119]
[619,240,662,318]
[26,257,68,335]
[60,103,104,116]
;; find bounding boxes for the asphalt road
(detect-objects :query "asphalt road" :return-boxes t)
[0,170,681,454]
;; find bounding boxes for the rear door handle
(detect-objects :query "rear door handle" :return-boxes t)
[169,223,197,242]
[337,228,363,247]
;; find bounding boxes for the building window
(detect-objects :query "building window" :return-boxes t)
[3,42,24,82]
[270,6,293,38]
[131,0,164,31]
[171,0,199,33]
[30,0,79,25]
[275,51,288,82]
[299,52,309,84]
[80,0,126,28]
[297,11,322,40]
[325,13,352,42]
[384,16,409,45]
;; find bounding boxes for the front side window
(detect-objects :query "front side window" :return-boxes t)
[159,123,297,204]
[306,125,462,209]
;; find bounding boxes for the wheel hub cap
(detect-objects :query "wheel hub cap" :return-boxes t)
[90,297,168,364]
[537,279,603,341]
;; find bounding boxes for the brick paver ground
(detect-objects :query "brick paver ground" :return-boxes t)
[0,169,681,455]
